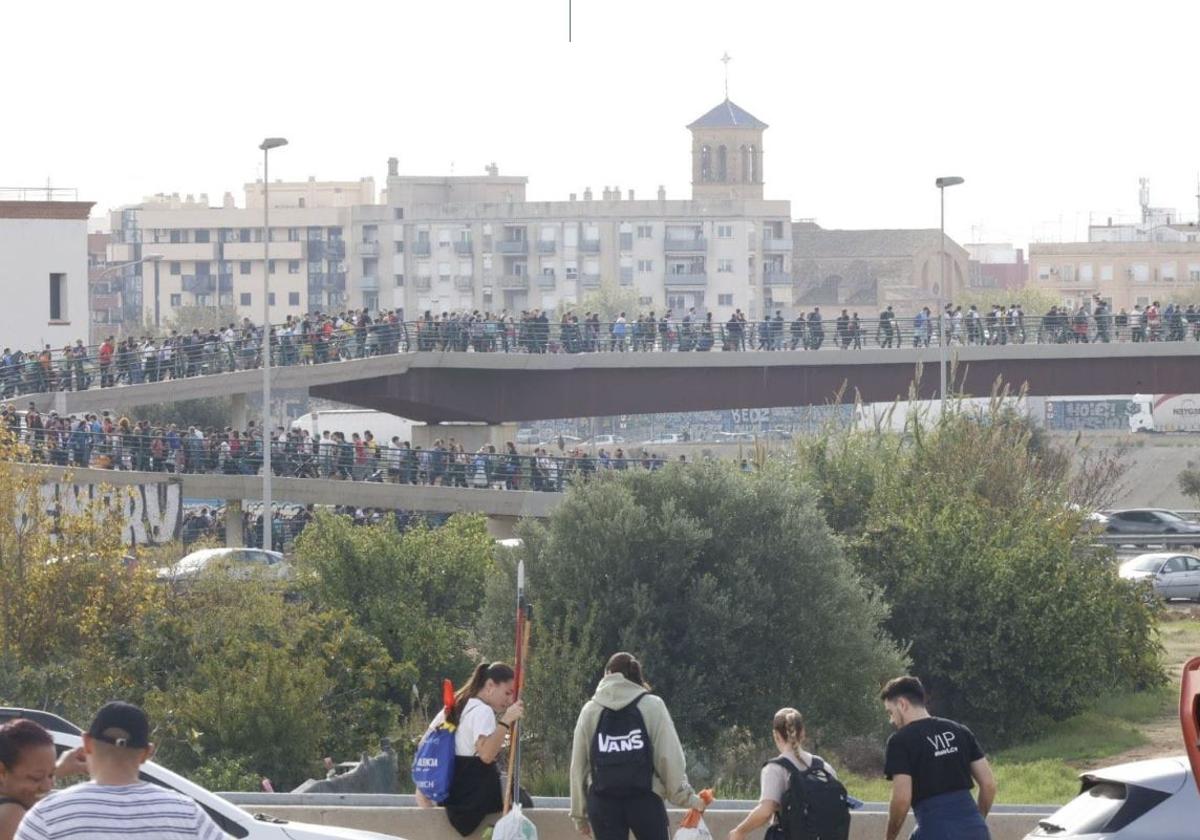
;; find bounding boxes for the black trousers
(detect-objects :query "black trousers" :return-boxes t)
[587,791,668,840]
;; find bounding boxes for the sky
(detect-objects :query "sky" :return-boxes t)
[6,0,1200,246]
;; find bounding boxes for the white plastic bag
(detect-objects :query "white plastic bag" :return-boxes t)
[673,817,712,840]
[493,804,538,840]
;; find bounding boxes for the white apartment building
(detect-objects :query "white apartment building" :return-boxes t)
[383,99,791,320]
[101,98,791,328]
[0,193,94,350]
[106,178,375,331]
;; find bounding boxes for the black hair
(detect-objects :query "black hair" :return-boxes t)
[879,675,927,706]
[447,662,515,726]
[0,719,53,770]
[605,652,650,689]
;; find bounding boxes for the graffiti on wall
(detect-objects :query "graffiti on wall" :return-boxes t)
[31,481,183,546]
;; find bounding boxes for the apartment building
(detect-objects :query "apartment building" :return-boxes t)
[106,178,375,331]
[384,99,792,320]
[1029,238,1200,312]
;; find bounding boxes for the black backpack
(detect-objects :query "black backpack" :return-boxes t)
[589,693,654,797]
[767,757,851,840]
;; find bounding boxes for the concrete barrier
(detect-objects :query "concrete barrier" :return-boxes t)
[231,804,1048,840]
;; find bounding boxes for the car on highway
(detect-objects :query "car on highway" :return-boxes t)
[1103,508,1200,535]
[157,547,290,582]
[0,707,403,840]
[641,433,683,446]
[1119,553,1200,601]
[588,434,625,446]
[1022,656,1200,838]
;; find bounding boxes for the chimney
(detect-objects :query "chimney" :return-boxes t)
[308,175,316,182]
[601,187,610,200]
[628,189,635,201]
[657,185,666,201]
[388,157,399,177]
[584,187,593,201]
[185,194,194,203]
[569,193,577,201]
[613,186,621,201]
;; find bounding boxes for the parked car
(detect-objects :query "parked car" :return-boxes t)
[589,434,625,446]
[157,548,290,582]
[641,434,683,446]
[1119,553,1200,601]
[1104,509,1200,535]
[0,707,403,840]
[1023,656,1200,838]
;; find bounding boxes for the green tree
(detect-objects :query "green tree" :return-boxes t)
[292,511,496,703]
[579,282,640,322]
[792,403,1163,745]
[482,462,906,777]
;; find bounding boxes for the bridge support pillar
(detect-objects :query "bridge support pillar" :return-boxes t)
[231,393,248,433]
[486,515,519,540]
[411,422,517,453]
[225,499,244,547]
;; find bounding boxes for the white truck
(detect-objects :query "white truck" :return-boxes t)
[291,410,420,444]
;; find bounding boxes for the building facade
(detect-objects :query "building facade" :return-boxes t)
[1028,239,1200,312]
[966,242,1026,291]
[0,197,94,350]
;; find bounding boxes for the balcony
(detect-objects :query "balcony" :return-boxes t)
[763,235,790,251]
[763,270,792,286]
[158,241,220,262]
[217,273,234,292]
[359,241,380,257]
[412,241,431,256]
[455,276,474,290]
[579,239,601,253]
[360,275,380,291]
[500,274,529,289]
[537,273,557,289]
[579,273,601,288]
[620,267,634,285]
[454,240,474,255]
[665,272,708,287]
[537,240,556,255]
[664,237,707,253]
[326,240,346,259]
[619,233,633,251]
[496,240,528,255]
[415,277,432,291]
[181,274,213,293]
[108,242,137,263]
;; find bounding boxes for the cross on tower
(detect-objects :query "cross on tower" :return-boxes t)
[720,52,732,100]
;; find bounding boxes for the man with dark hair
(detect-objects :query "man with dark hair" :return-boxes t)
[880,676,996,840]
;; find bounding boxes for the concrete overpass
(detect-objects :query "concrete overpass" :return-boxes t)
[23,341,1200,423]
[26,464,561,545]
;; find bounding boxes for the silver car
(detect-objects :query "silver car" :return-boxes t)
[1119,553,1200,601]
[1104,509,1200,535]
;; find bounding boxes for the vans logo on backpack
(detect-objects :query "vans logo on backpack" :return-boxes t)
[597,729,645,752]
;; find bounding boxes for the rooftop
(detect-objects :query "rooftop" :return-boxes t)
[687,99,768,130]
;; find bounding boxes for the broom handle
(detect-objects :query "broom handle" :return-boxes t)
[502,606,525,814]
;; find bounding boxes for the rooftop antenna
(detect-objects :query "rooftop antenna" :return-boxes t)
[721,52,732,100]
[1139,176,1150,223]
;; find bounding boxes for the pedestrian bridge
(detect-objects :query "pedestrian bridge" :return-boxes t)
[24,341,1200,424]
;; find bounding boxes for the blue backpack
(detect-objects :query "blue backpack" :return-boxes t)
[412,680,457,803]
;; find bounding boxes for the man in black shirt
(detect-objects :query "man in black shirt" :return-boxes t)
[881,676,995,840]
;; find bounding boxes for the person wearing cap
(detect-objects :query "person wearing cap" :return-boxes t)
[14,702,226,840]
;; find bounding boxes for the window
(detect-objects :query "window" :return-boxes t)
[565,262,578,280]
[717,224,734,238]
[394,207,404,220]
[637,259,654,272]
[1037,264,1053,281]
[718,259,734,273]
[194,229,210,243]
[288,260,300,274]
[239,261,252,275]
[1161,262,1177,282]
[1078,263,1093,283]
[438,262,451,278]
[169,229,184,244]
[239,228,252,242]
[169,294,182,307]
[268,292,276,306]
[289,292,300,306]
[637,225,653,239]
[394,274,405,287]
[638,296,653,306]
[1100,264,1113,281]
[1131,263,1150,282]
[269,260,277,274]
[288,228,301,242]
[718,293,734,306]
[1189,264,1200,282]
[49,273,67,321]
[394,241,405,254]
[362,225,379,243]
[240,293,252,306]
[439,229,452,247]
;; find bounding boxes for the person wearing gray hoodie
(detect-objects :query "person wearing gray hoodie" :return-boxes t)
[569,652,706,840]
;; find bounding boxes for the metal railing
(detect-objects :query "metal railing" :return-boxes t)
[8,309,1200,398]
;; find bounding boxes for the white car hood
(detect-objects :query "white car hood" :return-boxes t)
[283,822,404,840]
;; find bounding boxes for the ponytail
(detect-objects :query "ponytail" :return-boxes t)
[772,707,805,763]
[447,661,515,726]
[605,651,650,690]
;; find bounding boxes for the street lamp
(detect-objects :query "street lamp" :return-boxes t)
[260,136,287,552]
[935,176,964,412]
